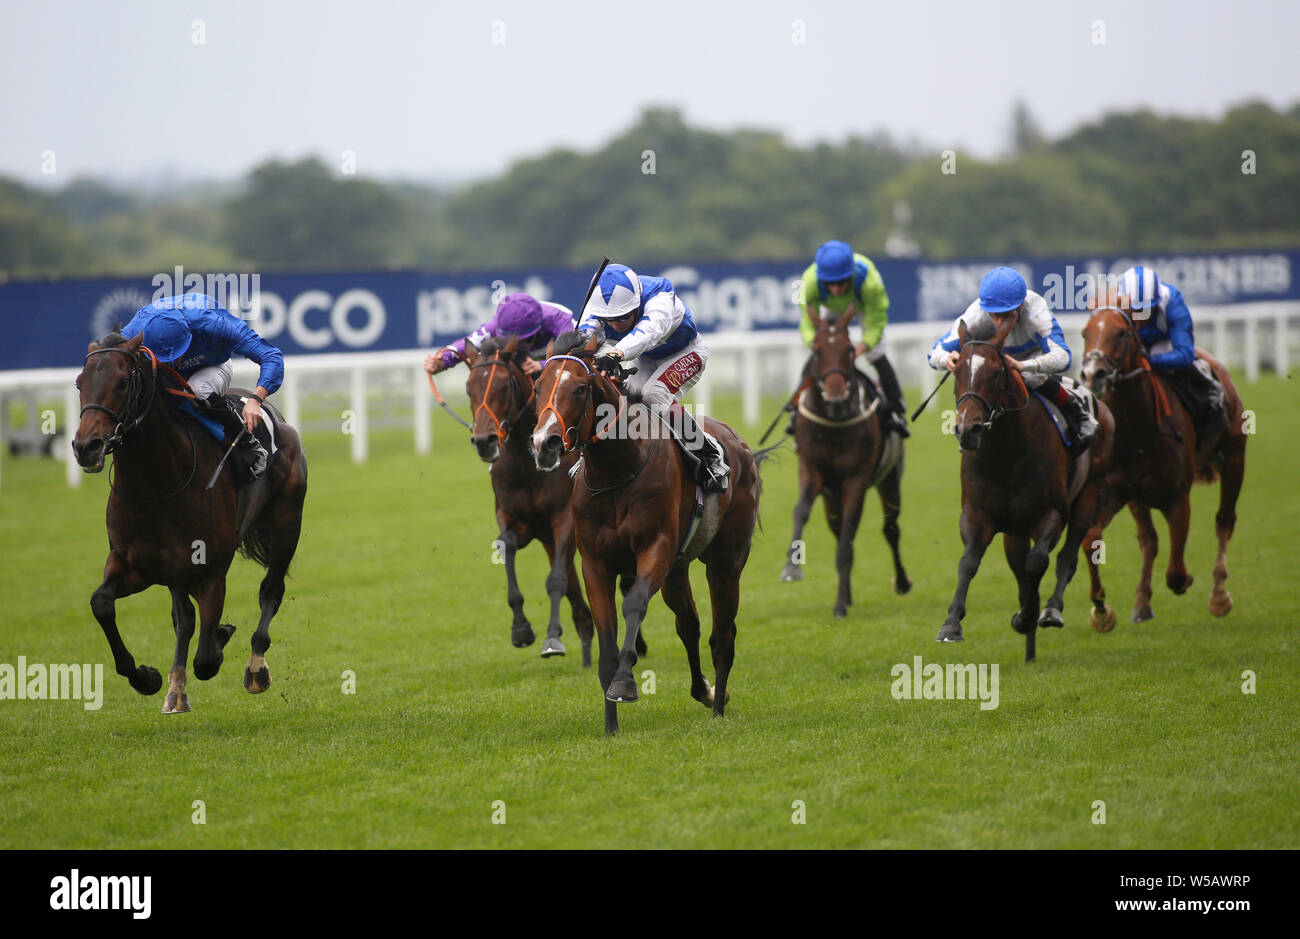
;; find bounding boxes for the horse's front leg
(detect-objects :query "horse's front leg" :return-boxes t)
[1163,491,1194,596]
[1209,431,1245,616]
[538,540,568,658]
[554,510,595,665]
[606,540,674,705]
[579,558,621,736]
[164,587,195,713]
[1131,504,1159,621]
[780,459,821,582]
[937,510,994,643]
[91,552,161,695]
[497,521,534,648]
[832,474,869,618]
[191,577,234,682]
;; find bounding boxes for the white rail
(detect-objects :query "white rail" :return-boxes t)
[1,302,1295,492]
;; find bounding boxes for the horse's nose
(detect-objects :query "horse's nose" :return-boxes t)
[73,436,105,470]
[534,434,562,472]
[958,423,983,452]
[471,433,500,463]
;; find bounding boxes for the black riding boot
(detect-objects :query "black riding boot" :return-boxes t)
[1041,377,1097,450]
[200,393,269,482]
[1191,362,1230,444]
[872,353,910,438]
[670,404,730,493]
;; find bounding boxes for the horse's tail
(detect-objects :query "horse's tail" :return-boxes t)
[750,438,790,534]
[235,476,275,568]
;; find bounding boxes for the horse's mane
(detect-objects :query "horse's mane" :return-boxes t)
[477,335,517,358]
[98,331,130,348]
[552,330,592,357]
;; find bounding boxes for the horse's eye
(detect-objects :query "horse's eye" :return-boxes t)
[116,379,128,392]
[575,384,588,396]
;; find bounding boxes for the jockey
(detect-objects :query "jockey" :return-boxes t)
[799,240,910,438]
[121,293,282,480]
[424,292,575,378]
[576,263,731,493]
[929,266,1098,450]
[1120,265,1228,440]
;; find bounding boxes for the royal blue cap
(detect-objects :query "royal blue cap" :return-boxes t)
[815,241,855,282]
[978,267,1028,314]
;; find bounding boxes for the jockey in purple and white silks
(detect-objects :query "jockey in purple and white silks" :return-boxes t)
[425,293,575,378]
[121,292,283,479]
[928,266,1098,449]
[575,263,731,493]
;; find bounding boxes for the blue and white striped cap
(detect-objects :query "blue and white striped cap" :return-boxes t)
[1121,266,1161,311]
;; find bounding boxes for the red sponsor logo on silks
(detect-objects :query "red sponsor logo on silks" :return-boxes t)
[657,352,703,392]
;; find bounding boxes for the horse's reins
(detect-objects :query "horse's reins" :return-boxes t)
[955,340,1030,428]
[469,356,536,445]
[1086,306,1178,438]
[800,336,876,427]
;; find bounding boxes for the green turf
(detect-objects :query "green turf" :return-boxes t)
[1,374,1296,849]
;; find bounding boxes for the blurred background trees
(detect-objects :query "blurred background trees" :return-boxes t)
[2,100,1298,280]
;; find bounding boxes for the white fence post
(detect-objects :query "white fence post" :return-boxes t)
[1214,317,1228,365]
[413,365,431,455]
[350,366,368,464]
[1275,310,1289,380]
[283,373,301,429]
[64,384,81,489]
[741,344,760,427]
[1244,317,1259,384]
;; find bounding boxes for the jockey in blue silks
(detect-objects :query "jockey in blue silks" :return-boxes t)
[576,263,730,493]
[929,266,1098,449]
[121,293,283,480]
[1118,265,1228,439]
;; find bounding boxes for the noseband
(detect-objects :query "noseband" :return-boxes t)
[1084,306,1146,390]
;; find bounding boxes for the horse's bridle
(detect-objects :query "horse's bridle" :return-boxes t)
[1083,305,1147,393]
[955,340,1029,428]
[79,345,158,454]
[469,356,536,445]
[808,327,865,419]
[537,354,600,451]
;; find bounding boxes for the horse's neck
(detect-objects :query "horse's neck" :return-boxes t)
[583,392,651,482]
[112,392,197,485]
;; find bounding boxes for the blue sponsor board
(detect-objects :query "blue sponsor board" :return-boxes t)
[2,251,1296,370]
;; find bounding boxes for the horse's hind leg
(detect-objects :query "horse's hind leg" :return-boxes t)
[620,572,646,656]
[90,553,161,695]
[1209,433,1245,616]
[1016,510,1065,662]
[661,563,711,706]
[1131,504,1158,622]
[878,464,911,595]
[539,539,568,659]
[164,588,195,713]
[1043,484,1105,628]
[562,535,595,666]
[1162,492,1194,596]
[704,561,741,717]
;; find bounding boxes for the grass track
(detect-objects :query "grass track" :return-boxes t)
[1,374,1296,848]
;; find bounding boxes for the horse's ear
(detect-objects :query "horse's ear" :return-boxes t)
[125,333,144,351]
[957,320,970,346]
[835,307,855,330]
[545,338,556,357]
[464,340,481,365]
[87,340,100,353]
[991,312,1016,348]
[502,334,519,357]
[584,334,601,354]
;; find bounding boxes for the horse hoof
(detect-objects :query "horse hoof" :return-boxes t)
[511,625,536,648]
[605,679,638,704]
[1011,612,1035,635]
[540,637,567,658]
[192,656,222,681]
[1167,573,1194,595]
[1209,590,1233,617]
[131,666,163,696]
[700,682,730,707]
[1090,605,1117,633]
[1131,605,1154,623]
[1038,607,1064,629]
[780,566,803,582]
[833,606,847,618]
[893,575,912,595]
[162,692,190,713]
[936,624,963,643]
[244,666,271,694]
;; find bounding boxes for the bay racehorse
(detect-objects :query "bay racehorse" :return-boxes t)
[779,309,911,616]
[72,331,308,712]
[1078,293,1246,627]
[936,317,1115,662]
[462,335,595,663]
[531,332,763,735]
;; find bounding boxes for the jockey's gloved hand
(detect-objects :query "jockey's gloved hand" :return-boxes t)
[594,353,623,376]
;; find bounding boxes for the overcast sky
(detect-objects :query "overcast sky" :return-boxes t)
[3,0,1298,187]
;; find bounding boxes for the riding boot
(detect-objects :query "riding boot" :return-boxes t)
[669,404,730,493]
[201,393,269,482]
[1044,377,1097,451]
[872,353,910,438]
[1192,360,1230,443]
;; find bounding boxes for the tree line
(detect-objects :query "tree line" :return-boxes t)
[2,100,1298,281]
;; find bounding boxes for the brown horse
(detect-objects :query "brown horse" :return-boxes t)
[935,317,1115,662]
[71,332,308,712]
[462,335,595,664]
[778,309,911,616]
[1078,294,1246,627]
[531,332,763,735]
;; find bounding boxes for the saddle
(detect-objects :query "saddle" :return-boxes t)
[1161,360,1229,449]
[1031,380,1098,497]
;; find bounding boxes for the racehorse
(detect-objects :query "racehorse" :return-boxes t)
[71,332,308,712]
[462,335,595,664]
[935,317,1115,662]
[778,309,911,616]
[1078,291,1247,627]
[531,332,763,735]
